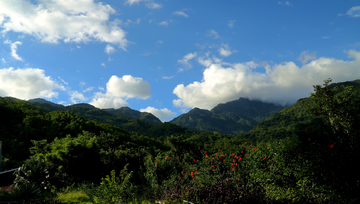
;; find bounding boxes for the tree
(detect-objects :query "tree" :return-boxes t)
[308,78,360,148]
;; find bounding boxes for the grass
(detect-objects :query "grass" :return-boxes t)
[56,190,92,204]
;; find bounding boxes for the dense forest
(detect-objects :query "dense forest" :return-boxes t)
[0,78,359,203]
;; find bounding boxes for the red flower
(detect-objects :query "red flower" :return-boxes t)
[213,169,215,172]
[231,163,234,166]
[308,138,311,141]
[205,162,207,164]
[177,158,178,160]
[263,158,266,160]
[227,178,229,181]
[205,151,207,153]
[250,145,252,147]
[245,142,247,144]
[330,145,334,148]
[232,168,235,171]
[240,158,242,160]
[180,177,181,179]
[254,148,257,150]
[232,153,235,156]
[196,170,198,173]
[206,156,208,159]
[299,153,301,156]
[155,163,157,166]
[219,150,221,152]
[236,163,238,166]
[245,154,247,156]
[181,171,183,174]
[193,159,195,162]
[149,158,151,160]
[165,158,167,160]
[233,160,235,162]
[216,153,218,155]
[241,151,243,153]
[212,157,214,160]
[212,165,215,168]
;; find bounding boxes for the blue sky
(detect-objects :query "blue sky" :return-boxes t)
[1,0,360,122]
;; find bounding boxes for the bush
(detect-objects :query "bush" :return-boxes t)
[84,163,138,204]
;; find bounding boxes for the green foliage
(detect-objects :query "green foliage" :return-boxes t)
[170,97,286,135]
[85,164,138,204]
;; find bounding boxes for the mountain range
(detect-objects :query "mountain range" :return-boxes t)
[23,78,360,139]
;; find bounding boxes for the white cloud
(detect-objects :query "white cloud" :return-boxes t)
[162,76,174,80]
[147,2,162,9]
[178,52,197,71]
[322,36,330,39]
[90,75,151,108]
[140,106,176,122]
[105,44,116,54]
[125,0,149,6]
[0,0,129,50]
[159,21,168,26]
[173,11,188,18]
[173,50,360,110]
[197,56,212,67]
[1,58,5,63]
[58,77,68,85]
[227,20,235,28]
[4,40,23,61]
[341,6,360,18]
[207,29,219,39]
[101,63,106,67]
[83,87,94,93]
[218,44,236,57]
[70,91,87,103]
[0,67,64,100]
[298,51,317,64]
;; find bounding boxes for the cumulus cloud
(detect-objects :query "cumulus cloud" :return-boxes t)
[227,20,235,28]
[218,44,237,57]
[0,67,64,100]
[173,11,188,17]
[70,91,87,103]
[0,0,129,50]
[178,52,197,71]
[105,44,116,54]
[298,51,317,64]
[101,63,106,67]
[173,49,360,110]
[140,106,176,122]
[4,40,23,61]
[90,75,151,108]
[340,6,360,18]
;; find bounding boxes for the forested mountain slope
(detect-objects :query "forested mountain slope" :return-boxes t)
[237,79,360,143]
[170,97,287,135]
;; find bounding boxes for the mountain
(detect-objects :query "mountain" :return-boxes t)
[237,79,360,143]
[170,97,287,135]
[103,107,161,124]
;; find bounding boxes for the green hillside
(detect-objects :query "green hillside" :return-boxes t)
[170,97,286,134]
[237,79,360,144]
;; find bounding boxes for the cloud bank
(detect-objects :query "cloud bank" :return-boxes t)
[173,50,360,110]
[0,67,64,100]
[90,75,151,109]
[0,0,129,49]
